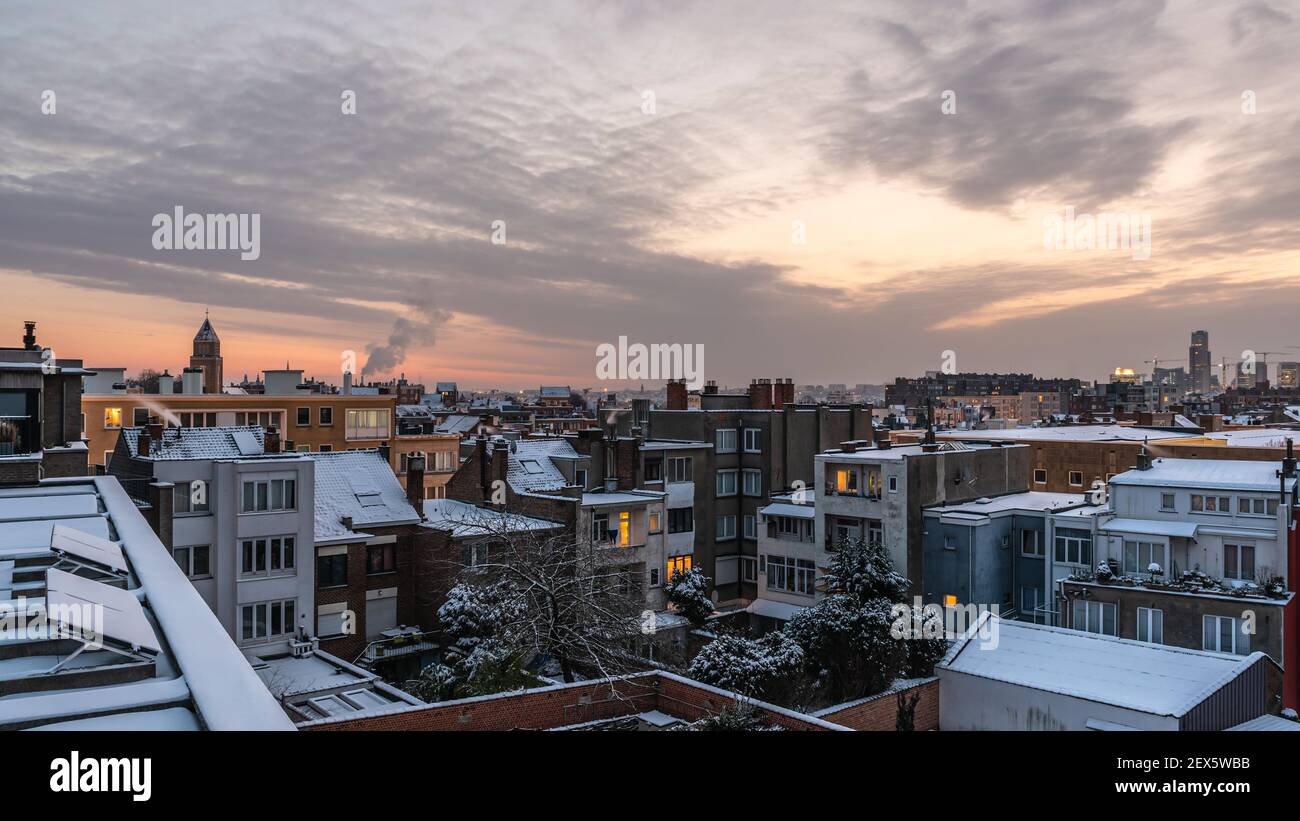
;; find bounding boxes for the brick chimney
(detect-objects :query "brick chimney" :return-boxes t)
[146,417,163,447]
[665,380,687,410]
[703,380,718,396]
[406,454,426,509]
[137,429,153,457]
[777,378,795,405]
[264,424,281,454]
[748,379,773,410]
[22,321,37,351]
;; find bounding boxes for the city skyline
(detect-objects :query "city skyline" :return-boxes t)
[4,1,1299,388]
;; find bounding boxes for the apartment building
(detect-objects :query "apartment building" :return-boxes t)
[82,390,397,471]
[639,440,710,602]
[815,438,1030,588]
[648,401,873,603]
[0,322,91,483]
[311,449,433,670]
[1057,455,1297,707]
[752,491,819,626]
[107,424,317,658]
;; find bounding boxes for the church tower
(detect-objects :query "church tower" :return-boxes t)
[190,312,223,394]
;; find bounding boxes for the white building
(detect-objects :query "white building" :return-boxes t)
[751,492,819,625]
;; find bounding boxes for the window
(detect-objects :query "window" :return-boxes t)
[795,559,816,595]
[172,545,211,579]
[317,552,348,587]
[1122,540,1166,575]
[173,481,210,514]
[318,444,332,453]
[618,511,631,547]
[715,428,737,453]
[1223,543,1255,581]
[716,469,737,496]
[834,468,858,494]
[1191,494,1231,513]
[575,468,588,488]
[104,407,123,429]
[400,451,425,473]
[345,408,390,440]
[592,512,610,543]
[1161,493,1176,511]
[643,461,661,482]
[766,555,788,590]
[1033,468,1047,484]
[461,542,490,567]
[887,476,898,493]
[743,514,756,539]
[649,567,660,587]
[716,514,736,540]
[240,477,297,513]
[240,536,296,576]
[319,406,333,425]
[649,510,662,533]
[668,507,693,534]
[666,555,692,578]
[741,556,757,582]
[742,469,762,497]
[743,428,762,453]
[667,457,692,483]
[1072,600,1116,636]
[1054,529,1091,565]
[519,459,543,475]
[867,520,883,545]
[239,599,297,643]
[1019,586,1040,616]
[1203,615,1250,655]
[1021,529,1043,556]
[132,407,150,427]
[1136,607,1163,644]
[1068,471,1083,487]
[366,543,396,574]
[1237,497,1279,517]
[232,411,279,428]
[296,407,310,426]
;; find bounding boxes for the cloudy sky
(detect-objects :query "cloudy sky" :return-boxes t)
[3,0,1299,390]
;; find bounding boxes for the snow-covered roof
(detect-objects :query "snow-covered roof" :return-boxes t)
[641,440,711,451]
[0,477,291,731]
[311,450,421,541]
[396,404,435,419]
[506,438,580,493]
[926,491,1089,517]
[938,425,1196,443]
[940,616,1264,718]
[435,415,482,435]
[422,499,563,537]
[119,425,267,460]
[580,490,664,508]
[759,501,816,519]
[1110,458,1297,493]
[539,386,571,398]
[1228,714,1300,731]
[1201,428,1300,448]
[1099,517,1199,539]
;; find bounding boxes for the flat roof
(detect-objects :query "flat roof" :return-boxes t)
[1110,457,1297,492]
[937,425,1197,443]
[941,616,1263,718]
[927,491,1089,517]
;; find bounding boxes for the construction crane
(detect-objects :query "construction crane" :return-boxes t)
[1251,351,1288,386]
[1143,357,1188,409]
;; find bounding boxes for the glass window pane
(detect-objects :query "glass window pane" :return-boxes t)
[193,546,210,576]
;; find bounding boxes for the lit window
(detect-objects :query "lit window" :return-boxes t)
[104,407,123,429]
[618,511,630,546]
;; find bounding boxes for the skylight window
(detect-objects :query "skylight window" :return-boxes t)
[519,459,544,475]
[356,492,384,507]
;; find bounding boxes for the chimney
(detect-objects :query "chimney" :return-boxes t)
[840,440,856,454]
[778,378,795,405]
[137,429,153,457]
[665,380,687,411]
[1135,444,1153,470]
[406,454,426,509]
[341,515,353,531]
[342,370,353,395]
[748,379,773,410]
[1283,439,1296,480]
[378,442,391,467]
[158,371,174,395]
[703,380,718,396]
[22,321,37,351]
[146,417,163,447]
[182,367,203,395]
[264,424,281,454]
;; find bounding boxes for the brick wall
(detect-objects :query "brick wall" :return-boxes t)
[301,672,846,731]
[815,678,939,731]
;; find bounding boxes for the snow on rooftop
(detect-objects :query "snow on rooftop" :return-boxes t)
[938,425,1196,443]
[927,491,1089,516]
[312,450,421,540]
[1110,457,1297,492]
[505,438,579,493]
[423,498,562,537]
[119,425,267,460]
[941,616,1262,717]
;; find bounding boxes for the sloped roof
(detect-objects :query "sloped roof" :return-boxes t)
[423,498,562,537]
[940,615,1263,718]
[506,438,579,493]
[311,450,421,541]
[435,414,482,435]
[120,426,265,460]
[194,317,219,343]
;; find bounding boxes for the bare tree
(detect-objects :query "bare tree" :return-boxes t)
[432,506,649,684]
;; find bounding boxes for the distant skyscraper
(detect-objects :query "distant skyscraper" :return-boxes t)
[1189,330,1210,394]
[1279,362,1299,390]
